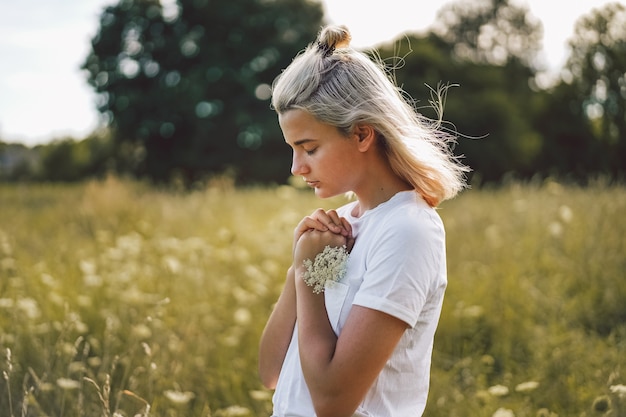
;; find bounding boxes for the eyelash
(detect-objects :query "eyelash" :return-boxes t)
[305,148,317,156]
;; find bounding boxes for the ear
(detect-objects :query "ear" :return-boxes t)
[353,123,377,152]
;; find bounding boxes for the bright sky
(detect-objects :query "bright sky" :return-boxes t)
[0,0,619,146]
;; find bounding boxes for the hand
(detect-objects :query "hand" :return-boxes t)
[293,209,353,254]
[294,230,348,276]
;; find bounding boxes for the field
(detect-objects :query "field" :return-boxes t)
[0,177,624,417]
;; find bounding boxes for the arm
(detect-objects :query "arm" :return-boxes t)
[259,209,352,389]
[294,231,408,417]
[258,266,296,389]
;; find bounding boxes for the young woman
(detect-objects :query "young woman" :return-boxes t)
[258,25,469,417]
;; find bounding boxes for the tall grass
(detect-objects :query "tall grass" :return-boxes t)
[0,177,624,416]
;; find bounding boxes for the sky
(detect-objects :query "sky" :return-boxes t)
[0,0,620,146]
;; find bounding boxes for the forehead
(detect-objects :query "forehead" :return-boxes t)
[279,109,342,145]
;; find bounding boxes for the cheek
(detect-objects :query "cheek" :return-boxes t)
[324,152,356,180]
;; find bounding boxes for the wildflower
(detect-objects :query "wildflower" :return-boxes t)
[57,378,81,390]
[164,389,195,404]
[116,233,143,256]
[216,405,252,416]
[131,324,152,339]
[487,384,509,397]
[163,255,181,274]
[610,384,626,398]
[40,273,57,287]
[87,357,102,368]
[492,408,515,417]
[249,389,273,401]
[234,308,252,325]
[141,342,152,357]
[302,245,349,294]
[536,409,557,417]
[515,381,539,393]
[16,297,41,320]
[558,205,573,223]
[79,260,97,276]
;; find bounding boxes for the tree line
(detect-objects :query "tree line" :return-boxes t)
[1,0,624,185]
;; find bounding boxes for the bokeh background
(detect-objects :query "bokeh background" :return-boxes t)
[0,1,625,416]
[1,0,625,185]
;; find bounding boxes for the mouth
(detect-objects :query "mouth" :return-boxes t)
[304,180,319,188]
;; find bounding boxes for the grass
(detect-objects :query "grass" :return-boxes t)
[0,176,624,416]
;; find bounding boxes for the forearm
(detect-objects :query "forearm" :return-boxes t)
[258,267,297,389]
[292,229,363,416]
[295,269,355,417]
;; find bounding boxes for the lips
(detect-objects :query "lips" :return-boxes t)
[305,180,319,188]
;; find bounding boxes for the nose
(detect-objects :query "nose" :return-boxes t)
[291,152,308,176]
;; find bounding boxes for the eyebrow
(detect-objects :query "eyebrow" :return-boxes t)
[291,138,316,147]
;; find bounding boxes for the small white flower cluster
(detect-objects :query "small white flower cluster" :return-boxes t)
[302,245,349,294]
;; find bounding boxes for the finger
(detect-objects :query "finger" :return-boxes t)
[325,210,347,234]
[311,209,345,235]
[295,217,326,238]
[339,217,353,238]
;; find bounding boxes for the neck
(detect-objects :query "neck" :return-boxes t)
[349,139,413,216]
[352,169,413,216]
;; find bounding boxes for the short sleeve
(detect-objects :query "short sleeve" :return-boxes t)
[352,209,445,328]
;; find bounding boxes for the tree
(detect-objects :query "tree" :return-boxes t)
[36,133,115,182]
[531,82,597,180]
[433,0,543,68]
[377,32,542,182]
[564,2,626,176]
[83,0,324,184]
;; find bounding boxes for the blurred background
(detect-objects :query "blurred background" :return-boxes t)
[1,0,625,185]
[1,2,625,416]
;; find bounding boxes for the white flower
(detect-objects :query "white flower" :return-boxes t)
[515,381,539,393]
[131,324,152,339]
[216,405,251,416]
[302,245,349,294]
[610,384,626,398]
[492,408,515,417]
[488,384,509,397]
[16,297,41,320]
[234,308,252,325]
[56,378,81,390]
[559,205,573,223]
[164,389,195,404]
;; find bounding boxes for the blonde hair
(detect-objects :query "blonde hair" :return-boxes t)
[272,25,469,207]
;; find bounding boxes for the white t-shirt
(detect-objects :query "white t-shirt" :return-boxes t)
[271,191,447,417]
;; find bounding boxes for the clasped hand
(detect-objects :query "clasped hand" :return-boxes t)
[293,209,355,271]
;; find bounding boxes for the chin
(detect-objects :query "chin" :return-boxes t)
[314,188,340,199]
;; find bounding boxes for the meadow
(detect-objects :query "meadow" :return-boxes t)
[0,176,624,417]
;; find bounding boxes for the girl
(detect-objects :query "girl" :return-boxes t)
[259,25,469,417]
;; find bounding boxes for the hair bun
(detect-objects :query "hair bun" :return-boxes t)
[318,25,351,53]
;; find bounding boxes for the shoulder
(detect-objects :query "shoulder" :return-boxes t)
[380,193,444,243]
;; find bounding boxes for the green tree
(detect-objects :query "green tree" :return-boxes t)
[531,81,597,180]
[564,2,626,176]
[83,0,323,184]
[378,17,542,182]
[433,0,543,68]
[36,133,114,182]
